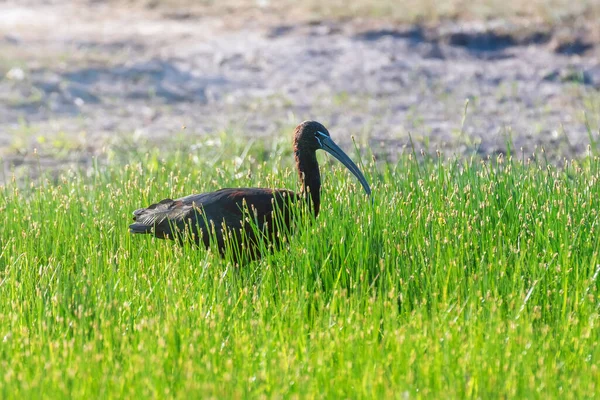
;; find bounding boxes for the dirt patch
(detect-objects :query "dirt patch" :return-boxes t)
[0,1,599,182]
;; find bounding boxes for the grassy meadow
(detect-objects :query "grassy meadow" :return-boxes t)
[145,0,600,25]
[0,132,599,398]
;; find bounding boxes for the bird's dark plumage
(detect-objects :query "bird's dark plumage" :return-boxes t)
[129,121,371,262]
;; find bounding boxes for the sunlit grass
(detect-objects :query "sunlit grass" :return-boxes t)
[138,0,600,25]
[0,134,599,398]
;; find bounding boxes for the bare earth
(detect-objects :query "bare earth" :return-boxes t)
[0,1,599,180]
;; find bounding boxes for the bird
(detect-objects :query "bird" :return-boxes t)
[129,120,372,262]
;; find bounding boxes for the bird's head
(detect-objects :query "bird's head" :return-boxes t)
[293,120,372,196]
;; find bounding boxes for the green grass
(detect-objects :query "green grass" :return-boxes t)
[0,134,599,398]
[143,0,600,25]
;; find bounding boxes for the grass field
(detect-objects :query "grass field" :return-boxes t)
[144,0,600,25]
[0,132,599,398]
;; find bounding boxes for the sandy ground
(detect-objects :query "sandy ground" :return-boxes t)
[0,1,599,181]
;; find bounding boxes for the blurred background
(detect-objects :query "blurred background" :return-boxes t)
[0,0,598,181]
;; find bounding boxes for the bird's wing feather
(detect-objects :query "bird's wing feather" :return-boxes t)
[129,188,300,245]
[133,199,196,225]
[130,198,202,240]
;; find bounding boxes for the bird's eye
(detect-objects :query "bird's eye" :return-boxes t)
[314,131,324,147]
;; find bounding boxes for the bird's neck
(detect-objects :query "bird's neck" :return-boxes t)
[295,149,321,217]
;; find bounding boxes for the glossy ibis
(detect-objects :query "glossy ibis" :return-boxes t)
[129,121,371,260]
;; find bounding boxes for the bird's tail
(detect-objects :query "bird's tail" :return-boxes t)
[129,222,153,234]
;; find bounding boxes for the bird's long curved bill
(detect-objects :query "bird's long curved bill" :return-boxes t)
[320,136,372,196]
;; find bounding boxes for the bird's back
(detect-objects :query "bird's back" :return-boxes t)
[129,188,300,257]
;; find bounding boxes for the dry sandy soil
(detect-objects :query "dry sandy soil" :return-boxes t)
[0,0,599,181]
